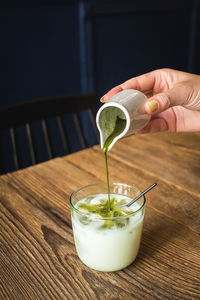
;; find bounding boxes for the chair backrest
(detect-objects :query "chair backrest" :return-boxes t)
[0,93,99,174]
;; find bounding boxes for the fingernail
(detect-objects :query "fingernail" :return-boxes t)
[100,95,106,103]
[146,100,158,112]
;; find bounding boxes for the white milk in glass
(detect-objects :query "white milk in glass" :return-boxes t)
[71,193,145,272]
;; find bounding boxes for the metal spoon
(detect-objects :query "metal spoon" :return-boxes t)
[126,183,157,207]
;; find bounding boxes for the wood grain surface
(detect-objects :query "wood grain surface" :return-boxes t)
[0,132,200,300]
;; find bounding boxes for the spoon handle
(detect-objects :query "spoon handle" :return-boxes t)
[126,183,157,207]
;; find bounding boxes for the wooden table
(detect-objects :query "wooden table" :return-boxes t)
[0,132,200,299]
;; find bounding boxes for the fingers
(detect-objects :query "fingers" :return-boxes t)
[121,72,156,92]
[137,107,200,134]
[102,69,200,116]
[145,92,171,114]
[145,83,194,114]
[136,118,169,134]
[137,108,176,133]
[103,70,157,102]
[103,86,123,102]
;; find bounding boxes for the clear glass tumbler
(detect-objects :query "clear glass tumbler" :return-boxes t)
[70,182,146,272]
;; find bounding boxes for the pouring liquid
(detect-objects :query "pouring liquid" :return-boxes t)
[76,115,128,226]
[103,116,126,210]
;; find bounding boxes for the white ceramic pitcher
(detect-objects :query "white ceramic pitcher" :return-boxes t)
[96,89,150,151]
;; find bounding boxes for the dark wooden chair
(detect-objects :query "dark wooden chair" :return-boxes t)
[0,93,99,174]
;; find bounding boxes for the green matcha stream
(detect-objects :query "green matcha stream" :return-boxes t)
[77,114,133,227]
[103,116,126,210]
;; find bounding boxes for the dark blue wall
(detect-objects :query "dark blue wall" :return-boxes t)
[83,0,200,95]
[0,1,81,106]
[0,0,200,173]
[0,0,200,107]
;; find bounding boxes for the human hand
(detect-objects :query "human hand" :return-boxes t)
[101,69,200,133]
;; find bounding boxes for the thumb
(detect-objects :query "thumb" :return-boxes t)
[145,83,193,114]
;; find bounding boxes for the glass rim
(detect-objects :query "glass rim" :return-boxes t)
[69,182,146,220]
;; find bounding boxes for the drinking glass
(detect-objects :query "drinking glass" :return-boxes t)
[70,182,146,272]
